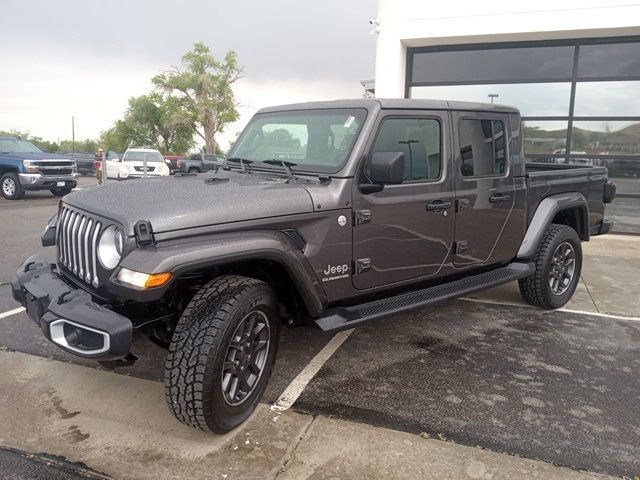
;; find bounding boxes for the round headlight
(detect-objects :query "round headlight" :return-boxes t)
[98,226,124,270]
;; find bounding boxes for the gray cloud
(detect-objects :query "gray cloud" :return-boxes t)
[2,0,377,81]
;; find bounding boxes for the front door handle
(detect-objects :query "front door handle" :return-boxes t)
[489,194,511,204]
[426,200,452,212]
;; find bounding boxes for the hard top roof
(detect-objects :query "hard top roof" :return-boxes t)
[257,98,519,115]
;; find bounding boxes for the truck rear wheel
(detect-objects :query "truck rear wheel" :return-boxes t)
[518,224,582,309]
[1,172,24,200]
[164,275,279,433]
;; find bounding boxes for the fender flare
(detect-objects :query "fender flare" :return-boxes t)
[112,230,327,316]
[517,192,589,260]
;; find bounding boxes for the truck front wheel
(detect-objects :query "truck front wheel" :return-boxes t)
[50,187,73,197]
[164,275,279,433]
[518,224,582,309]
[1,172,24,200]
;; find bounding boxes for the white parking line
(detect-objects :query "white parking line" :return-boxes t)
[0,307,25,320]
[556,308,640,322]
[460,297,640,322]
[272,328,354,411]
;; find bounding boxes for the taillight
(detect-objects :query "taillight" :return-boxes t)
[176,160,182,167]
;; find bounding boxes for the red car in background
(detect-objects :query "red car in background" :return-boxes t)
[162,155,183,174]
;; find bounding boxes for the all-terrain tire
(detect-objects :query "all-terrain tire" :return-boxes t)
[164,275,279,433]
[1,172,24,200]
[518,224,582,309]
[188,167,200,174]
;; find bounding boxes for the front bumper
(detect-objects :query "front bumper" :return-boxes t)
[19,173,78,190]
[11,256,132,360]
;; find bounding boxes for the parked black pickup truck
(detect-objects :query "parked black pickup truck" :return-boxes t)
[174,153,225,173]
[12,99,615,434]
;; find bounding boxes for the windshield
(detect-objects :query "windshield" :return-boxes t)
[228,108,367,173]
[0,138,43,154]
[123,151,163,162]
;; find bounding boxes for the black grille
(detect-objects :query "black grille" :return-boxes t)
[133,166,156,172]
[41,169,73,176]
[57,205,103,288]
[32,159,76,176]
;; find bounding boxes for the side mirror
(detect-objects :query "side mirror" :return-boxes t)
[369,152,405,185]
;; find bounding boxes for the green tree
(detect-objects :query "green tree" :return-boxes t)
[58,138,98,153]
[153,42,242,154]
[124,93,195,153]
[99,120,132,153]
[99,93,195,154]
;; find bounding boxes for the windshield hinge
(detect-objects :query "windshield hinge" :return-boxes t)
[134,220,155,247]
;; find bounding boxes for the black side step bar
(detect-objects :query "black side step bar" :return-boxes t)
[315,262,535,332]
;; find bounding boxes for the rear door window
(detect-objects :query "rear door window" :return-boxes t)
[459,119,506,177]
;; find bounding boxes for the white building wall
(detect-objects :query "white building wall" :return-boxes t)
[374,0,640,97]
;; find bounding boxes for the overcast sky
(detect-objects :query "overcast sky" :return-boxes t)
[0,0,377,148]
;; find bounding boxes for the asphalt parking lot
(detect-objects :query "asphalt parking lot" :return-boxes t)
[1,178,639,478]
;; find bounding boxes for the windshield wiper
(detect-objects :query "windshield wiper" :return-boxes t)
[226,157,253,174]
[263,159,297,182]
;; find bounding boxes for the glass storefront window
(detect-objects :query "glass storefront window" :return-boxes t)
[570,121,640,156]
[577,42,640,79]
[570,120,640,234]
[573,81,640,117]
[407,39,640,234]
[411,46,574,84]
[410,83,571,117]
[521,121,569,160]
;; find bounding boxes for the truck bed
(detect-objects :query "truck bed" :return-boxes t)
[524,162,609,230]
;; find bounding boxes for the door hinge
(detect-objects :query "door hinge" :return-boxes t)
[354,258,371,274]
[456,199,470,213]
[454,240,467,255]
[354,210,372,225]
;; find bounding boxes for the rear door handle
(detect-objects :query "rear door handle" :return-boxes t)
[426,200,452,212]
[489,194,511,204]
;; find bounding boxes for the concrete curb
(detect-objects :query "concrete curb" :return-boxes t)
[0,350,613,479]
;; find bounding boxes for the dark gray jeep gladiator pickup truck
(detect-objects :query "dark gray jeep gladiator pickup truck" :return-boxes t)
[12,99,616,433]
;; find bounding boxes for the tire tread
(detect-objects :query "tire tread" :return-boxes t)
[164,275,270,433]
[518,224,580,309]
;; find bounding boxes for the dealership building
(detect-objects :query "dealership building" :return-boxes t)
[372,0,640,233]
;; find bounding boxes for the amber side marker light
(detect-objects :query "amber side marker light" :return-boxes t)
[117,268,173,288]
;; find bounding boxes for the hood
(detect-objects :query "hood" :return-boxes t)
[2,152,73,161]
[63,171,315,235]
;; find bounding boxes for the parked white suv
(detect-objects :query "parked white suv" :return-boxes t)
[106,148,170,179]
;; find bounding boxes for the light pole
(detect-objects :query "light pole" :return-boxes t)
[488,94,499,104]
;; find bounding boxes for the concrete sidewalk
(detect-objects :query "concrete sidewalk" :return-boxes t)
[0,351,609,480]
[469,234,640,317]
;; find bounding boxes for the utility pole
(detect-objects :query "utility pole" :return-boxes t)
[71,116,75,153]
[488,94,499,104]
